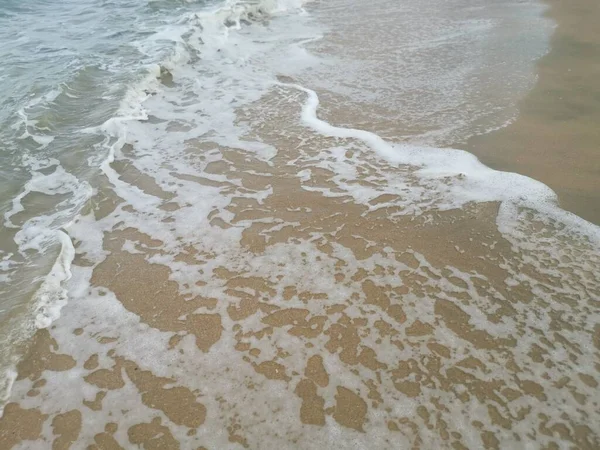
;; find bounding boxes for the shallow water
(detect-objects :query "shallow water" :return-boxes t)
[301,0,552,146]
[0,0,599,448]
[0,0,213,393]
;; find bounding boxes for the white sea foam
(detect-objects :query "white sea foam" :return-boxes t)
[283,81,600,246]
[4,162,92,253]
[0,161,90,408]
[31,230,75,329]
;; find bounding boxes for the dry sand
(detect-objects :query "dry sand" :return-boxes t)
[467,0,600,225]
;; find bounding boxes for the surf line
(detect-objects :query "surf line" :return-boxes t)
[275,79,600,244]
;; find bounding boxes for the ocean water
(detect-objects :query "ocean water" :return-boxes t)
[1,0,599,447]
[0,0,222,397]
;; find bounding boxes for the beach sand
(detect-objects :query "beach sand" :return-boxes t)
[467,0,600,225]
[0,0,599,449]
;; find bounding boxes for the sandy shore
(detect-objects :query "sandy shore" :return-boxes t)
[467,0,600,225]
[0,1,599,449]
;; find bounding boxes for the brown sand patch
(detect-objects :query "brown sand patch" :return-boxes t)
[83,391,107,411]
[295,379,326,426]
[91,423,123,450]
[85,358,125,390]
[91,229,223,353]
[84,353,99,370]
[435,299,516,350]
[0,403,47,449]
[51,409,82,450]
[128,417,179,450]
[332,386,368,431]
[227,419,249,448]
[305,355,329,387]
[16,329,76,382]
[253,360,291,382]
[123,359,206,428]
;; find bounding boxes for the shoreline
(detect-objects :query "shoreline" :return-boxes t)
[1,0,599,448]
[466,0,600,225]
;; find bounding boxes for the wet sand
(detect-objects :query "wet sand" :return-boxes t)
[0,87,598,449]
[467,0,600,225]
